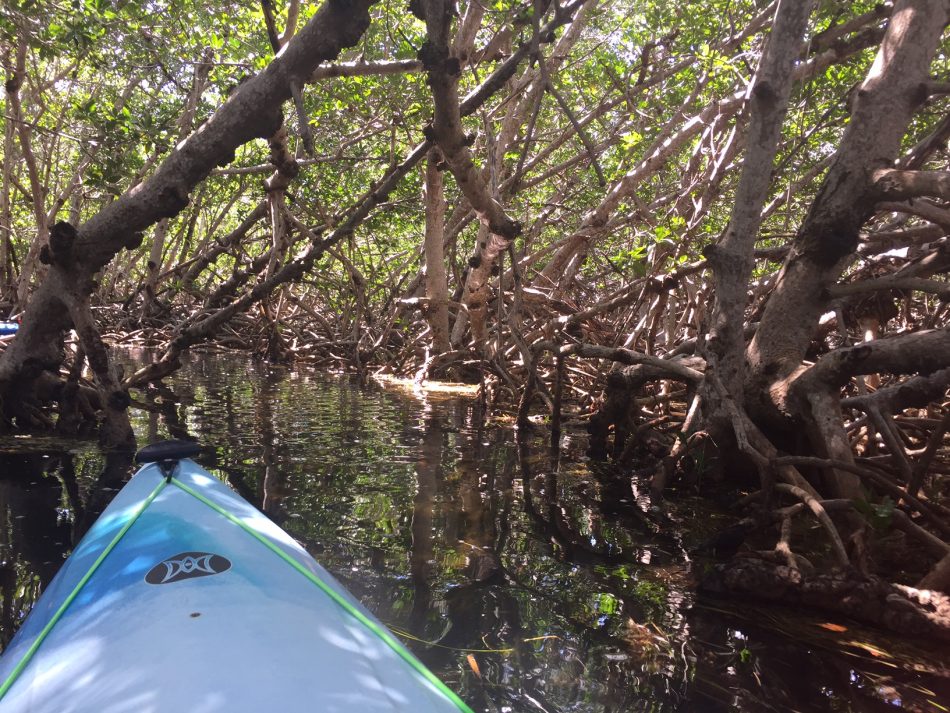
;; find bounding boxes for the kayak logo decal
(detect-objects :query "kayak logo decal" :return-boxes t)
[145,552,231,585]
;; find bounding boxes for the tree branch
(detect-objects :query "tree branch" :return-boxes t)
[874,168,950,202]
[308,59,423,80]
[828,275,950,298]
[534,340,705,383]
[799,326,950,388]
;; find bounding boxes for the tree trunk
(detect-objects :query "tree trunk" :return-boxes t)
[423,148,451,355]
[704,0,816,400]
[8,38,49,313]
[747,0,950,498]
[422,0,523,353]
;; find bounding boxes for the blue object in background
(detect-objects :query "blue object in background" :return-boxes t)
[0,321,18,335]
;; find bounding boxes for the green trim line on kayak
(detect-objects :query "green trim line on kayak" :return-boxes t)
[0,477,169,701]
[172,476,475,713]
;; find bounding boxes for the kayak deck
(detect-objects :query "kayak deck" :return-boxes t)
[0,459,471,712]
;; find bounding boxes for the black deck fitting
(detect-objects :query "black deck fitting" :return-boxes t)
[135,439,202,465]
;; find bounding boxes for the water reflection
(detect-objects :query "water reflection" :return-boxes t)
[0,354,947,711]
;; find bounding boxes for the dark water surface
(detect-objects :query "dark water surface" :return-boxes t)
[0,354,947,712]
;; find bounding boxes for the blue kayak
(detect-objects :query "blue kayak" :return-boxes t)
[0,442,472,712]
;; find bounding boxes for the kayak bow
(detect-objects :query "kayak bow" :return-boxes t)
[0,441,473,713]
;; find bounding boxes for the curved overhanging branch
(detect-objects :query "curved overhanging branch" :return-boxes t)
[841,366,950,413]
[76,2,376,275]
[828,275,950,298]
[0,0,379,387]
[876,199,950,231]
[308,59,423,80]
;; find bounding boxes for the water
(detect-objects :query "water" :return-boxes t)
[0,353,946,712]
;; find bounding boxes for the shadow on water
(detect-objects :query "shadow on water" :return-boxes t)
[0,352,947,711]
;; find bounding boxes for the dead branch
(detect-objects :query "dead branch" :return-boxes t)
[774,483,850,567]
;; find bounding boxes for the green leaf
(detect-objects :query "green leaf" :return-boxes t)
[597,593,618,616]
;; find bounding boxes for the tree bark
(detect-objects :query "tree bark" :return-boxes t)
[704,0,816,399]
[423,148,451,355]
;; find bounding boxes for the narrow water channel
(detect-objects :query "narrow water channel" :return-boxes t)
[0,354,946,711]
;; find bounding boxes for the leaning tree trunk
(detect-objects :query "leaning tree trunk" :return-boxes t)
[0,0,378,447]
[748,0,950,499]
